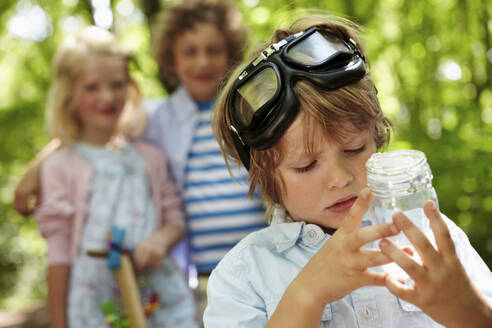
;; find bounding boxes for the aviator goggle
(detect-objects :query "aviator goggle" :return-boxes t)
[228,27,367,170]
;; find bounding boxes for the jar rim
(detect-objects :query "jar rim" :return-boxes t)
[366,150,427,176]
[366,150,434,196]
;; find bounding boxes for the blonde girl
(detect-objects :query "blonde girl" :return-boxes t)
[36,26,198,328]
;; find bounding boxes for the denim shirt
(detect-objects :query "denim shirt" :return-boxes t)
[204,208,492,328]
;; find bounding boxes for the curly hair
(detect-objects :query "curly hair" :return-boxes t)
[150,0,248,93]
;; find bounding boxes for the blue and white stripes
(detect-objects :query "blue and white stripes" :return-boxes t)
[184,109,266,274]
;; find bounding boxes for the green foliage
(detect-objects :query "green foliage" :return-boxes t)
[99,300,130,328]
[0,101,49,309]
[0,0,491,309]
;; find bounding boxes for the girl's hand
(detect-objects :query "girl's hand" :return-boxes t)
[133,231,169,272]
[14,167,41,217]
[292,188,399,306]
[14,138,62,217]
[379,201,492,328]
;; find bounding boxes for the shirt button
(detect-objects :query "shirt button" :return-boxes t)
[307,230,317,239]
[361,306,372,319]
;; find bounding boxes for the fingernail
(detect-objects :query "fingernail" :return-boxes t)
[380,239,389,248]
[429,201,437,211]
[390,224,399,235]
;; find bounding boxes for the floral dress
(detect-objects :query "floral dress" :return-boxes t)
[68,142,198,328]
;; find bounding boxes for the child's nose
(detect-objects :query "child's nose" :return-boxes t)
[196,52,211,67]
[100,87,114,103]
[323,159,353,190]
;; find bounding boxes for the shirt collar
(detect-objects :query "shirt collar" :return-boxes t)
[270,207,327,252]
[270,206,373,253]
[171,86,199,120]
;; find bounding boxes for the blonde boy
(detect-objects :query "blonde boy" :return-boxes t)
[205,13,492,327]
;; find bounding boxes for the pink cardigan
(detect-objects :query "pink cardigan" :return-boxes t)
[35,141,185,265]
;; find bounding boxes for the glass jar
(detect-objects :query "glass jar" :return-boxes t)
[366,150,438,278]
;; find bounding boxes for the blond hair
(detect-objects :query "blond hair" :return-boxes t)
[46,26,146,144]
[213,14,392,220]
[150,0,248,92]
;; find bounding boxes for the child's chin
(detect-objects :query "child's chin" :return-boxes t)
[321,214,344,228]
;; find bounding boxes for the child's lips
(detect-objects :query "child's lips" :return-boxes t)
[99,107,117,116]
[194,73,214,81]
[326,195,358,213]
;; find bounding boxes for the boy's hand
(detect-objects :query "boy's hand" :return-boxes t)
[379,201,492,328]
[133,232,169,272]
[293,188,399,306]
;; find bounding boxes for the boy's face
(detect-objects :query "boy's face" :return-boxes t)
[277,116,376,229]
[173,22,228,102]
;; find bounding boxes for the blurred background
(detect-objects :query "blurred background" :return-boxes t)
[0,0,491,323]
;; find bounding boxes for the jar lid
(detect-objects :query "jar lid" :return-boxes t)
[366,150,433,196]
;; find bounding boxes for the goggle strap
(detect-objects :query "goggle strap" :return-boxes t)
[240,41,289,80]
[230,126,251,170]
[348,38,365,62]
[250,32,305,69]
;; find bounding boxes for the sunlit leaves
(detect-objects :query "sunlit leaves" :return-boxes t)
[0,0,491,310]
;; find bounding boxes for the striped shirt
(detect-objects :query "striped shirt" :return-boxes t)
[184,101,267,274]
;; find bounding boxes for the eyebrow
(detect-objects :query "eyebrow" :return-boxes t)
[339,130,371,145]
[282,143,318,166]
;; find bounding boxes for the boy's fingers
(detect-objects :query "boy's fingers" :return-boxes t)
[340,188,372,233]
[402,246,414,257]
[379,238,426,282]
[423,200,456,257]
[358,249,393,268]
[384,274,415,303]
[360,270,388,287]
[392,212,440,265]
[348,222,399,249]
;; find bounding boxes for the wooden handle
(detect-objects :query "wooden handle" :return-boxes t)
[117,254,147,328]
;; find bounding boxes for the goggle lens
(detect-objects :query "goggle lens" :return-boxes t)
[286,31,353,66]
[235,66,279,126]
[230,27,364,146]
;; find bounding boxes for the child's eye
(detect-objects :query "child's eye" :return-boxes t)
[208,46,225,55]
[84,83,98,92]
[111,81,126,89]
[295,161,317,173]
[182,47,197,57]
[344,145,366,155]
